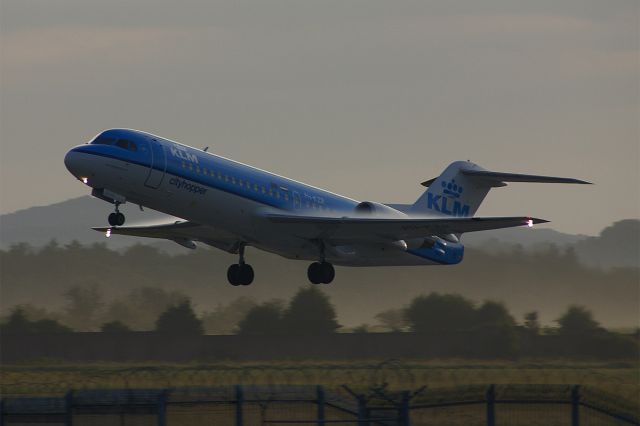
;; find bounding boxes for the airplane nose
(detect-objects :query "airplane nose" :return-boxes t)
[64,147,87,179]
[64,148,78,174]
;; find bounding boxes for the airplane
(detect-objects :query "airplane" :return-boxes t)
[64,129,590,286]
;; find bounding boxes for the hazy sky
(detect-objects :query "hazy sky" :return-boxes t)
[1,0,638,235]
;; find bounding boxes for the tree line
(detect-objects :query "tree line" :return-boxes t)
[2,286,637,359]
[2,240,638,330]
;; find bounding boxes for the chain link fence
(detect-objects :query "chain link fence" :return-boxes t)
[1,384,638,426]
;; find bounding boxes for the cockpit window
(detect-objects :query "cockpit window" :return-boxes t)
[115,139,130,150]
[92,136,115,145]
[91,135,138,152]
[114,139,138,152]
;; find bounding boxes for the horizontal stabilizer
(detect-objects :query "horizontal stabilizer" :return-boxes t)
[421,170,591,187]
[461,170,592,185]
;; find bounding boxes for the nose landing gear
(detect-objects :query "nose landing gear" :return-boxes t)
[107,203,125,227]
[227,244,254,286]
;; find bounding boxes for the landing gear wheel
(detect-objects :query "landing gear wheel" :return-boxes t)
[108,213,118,226]
[227,264,241,286]
[115,212,125,226]
[227,244,254,286]
[108,211,125,227]
[239,264,254,286]
[227,263,254,286]
[308,262,335,284]
[320,262,335,284]
[308,262,323,284]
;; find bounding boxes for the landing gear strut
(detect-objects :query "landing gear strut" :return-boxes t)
[307,241,334,284]
[107,203,125,227]
[307,262,335,284]
[227,244,254,286]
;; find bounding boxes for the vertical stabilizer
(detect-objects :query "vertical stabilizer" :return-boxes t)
[410,161,492,217]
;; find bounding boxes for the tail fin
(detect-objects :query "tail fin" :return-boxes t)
[410,161,591,217]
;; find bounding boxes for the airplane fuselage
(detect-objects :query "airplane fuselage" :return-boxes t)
[64,129,463,268]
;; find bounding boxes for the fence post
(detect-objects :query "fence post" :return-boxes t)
[486,385,495,426]
[64,390,74,426]
[357,394,369,426]
[571,385,580,426]
[157,389,168,426]
[400,390,411,426]
[316,385,325,426]
[235,385,244,426]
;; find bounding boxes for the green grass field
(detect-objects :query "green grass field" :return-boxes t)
[2,359,638,401]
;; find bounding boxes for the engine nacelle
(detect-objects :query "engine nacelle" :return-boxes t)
[354,201,406,218]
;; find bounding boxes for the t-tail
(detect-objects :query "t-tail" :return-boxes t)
[410,160,591,217]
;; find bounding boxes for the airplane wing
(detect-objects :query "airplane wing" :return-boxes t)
[264,214,547,242]
[92,221,240,252]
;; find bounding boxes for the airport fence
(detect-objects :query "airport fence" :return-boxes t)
[1,384,638,426]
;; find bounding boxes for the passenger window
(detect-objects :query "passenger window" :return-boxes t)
[284,194,289,201]
[254,184,259,191]
[261,187,266,194]
[231,177,236,184]
[129,142,137,152]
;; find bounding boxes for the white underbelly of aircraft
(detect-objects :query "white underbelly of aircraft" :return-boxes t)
[96,162,255,237]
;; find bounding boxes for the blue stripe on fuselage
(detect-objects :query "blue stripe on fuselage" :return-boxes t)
[72,134,357,213]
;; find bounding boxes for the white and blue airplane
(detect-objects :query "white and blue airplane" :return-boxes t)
[64,129,590,286]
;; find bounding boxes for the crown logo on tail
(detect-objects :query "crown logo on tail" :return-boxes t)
[442,179,464,199]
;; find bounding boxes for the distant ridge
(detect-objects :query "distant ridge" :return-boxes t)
[0,196,638,268]
[0,196,173,250]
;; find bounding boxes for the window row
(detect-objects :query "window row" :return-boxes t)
[181,161,289,200]
[179,161,331,211]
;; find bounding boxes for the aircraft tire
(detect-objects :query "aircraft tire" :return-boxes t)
[320,262,335,284]
[239,264,254,286]
[227,264,241,286]
[116,212,125,226]
[108,213,118,226]
[307,262,323,284]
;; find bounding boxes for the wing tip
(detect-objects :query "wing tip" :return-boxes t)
[529,217,549,225]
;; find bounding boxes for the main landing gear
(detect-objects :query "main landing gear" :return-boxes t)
[227,245,254,286]
[307,240,335,284]
[107,203,125,227]
[307,262,335,285]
